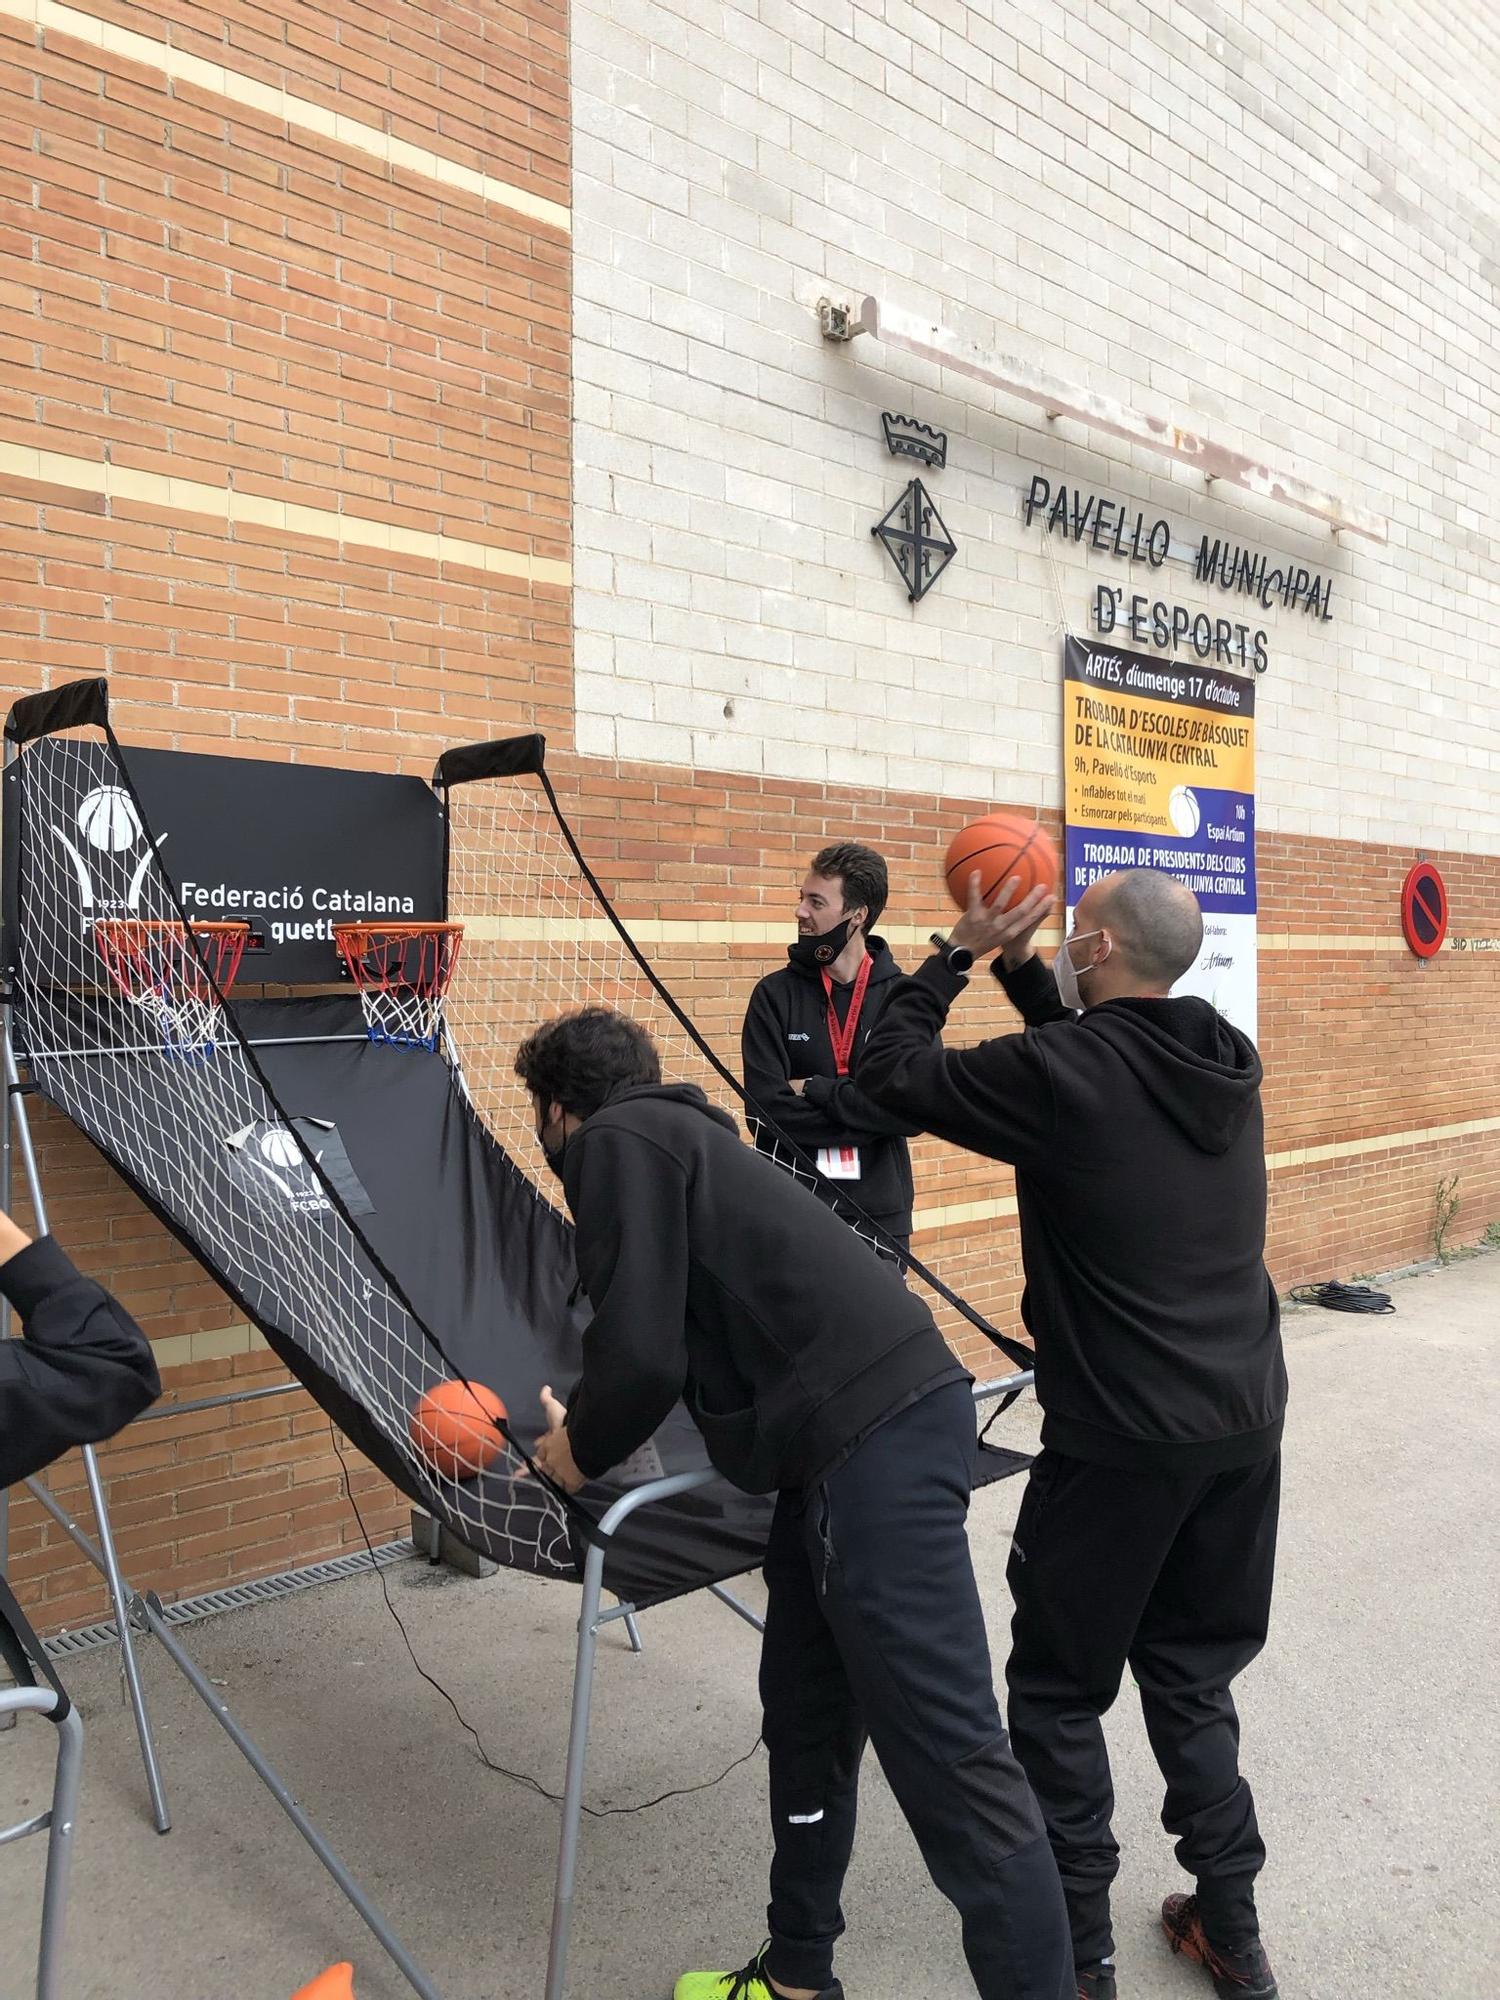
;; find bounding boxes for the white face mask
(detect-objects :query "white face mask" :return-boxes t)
[1053,928,1107,1011]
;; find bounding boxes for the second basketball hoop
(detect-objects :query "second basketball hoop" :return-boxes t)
[334,922,463,1052]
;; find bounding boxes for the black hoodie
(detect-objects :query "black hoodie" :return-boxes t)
[559,1083,963,1493]
[858,953,1286,1471]
[741,936,922,1235]
[0,1236,162,1488]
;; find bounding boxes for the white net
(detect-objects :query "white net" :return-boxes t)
[334,921,462,1052]
[92,919,249,1060]
[439,742,1023,1371]
[11,730,576,1578]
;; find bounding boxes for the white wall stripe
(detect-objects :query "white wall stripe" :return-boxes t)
[909,1116,1500,1236]
[0,440,572,588]
[1,0,571,234]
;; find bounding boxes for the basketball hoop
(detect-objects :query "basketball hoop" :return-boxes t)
[93,919,250,1058]
[334,922,463,1052]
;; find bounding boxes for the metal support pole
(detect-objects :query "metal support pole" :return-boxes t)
[78,1441,170,1831]
[973,1370,1034,1404]
[36,1698,83,2000]
[138,1596,443,2000]
[0,1685,83,2000]
[708,1583,765,1635]
[2,1026,171,1832]
[544,1469,717,2000]
[622,1609,643,1654]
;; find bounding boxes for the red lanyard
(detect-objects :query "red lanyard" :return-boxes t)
[821,954,873,1075]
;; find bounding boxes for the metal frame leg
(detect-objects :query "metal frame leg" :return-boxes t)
[0,1685,84,2000]
[544,1469,719,2000]
[138,1596,443,2000]
[708,1583,765,1635]
[36,1700,83,2000]
[3,1020,171,1831]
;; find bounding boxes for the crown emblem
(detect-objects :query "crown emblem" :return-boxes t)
[881,412,947,469]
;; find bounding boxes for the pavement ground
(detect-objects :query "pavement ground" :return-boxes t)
[0,1253,1495,2000]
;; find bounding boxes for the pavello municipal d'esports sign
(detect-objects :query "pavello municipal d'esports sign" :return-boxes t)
[1062,636,1258,1039]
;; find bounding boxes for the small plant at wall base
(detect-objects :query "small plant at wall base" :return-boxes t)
[1432,1174,1460,1262]
[1484,1221,1500,1250]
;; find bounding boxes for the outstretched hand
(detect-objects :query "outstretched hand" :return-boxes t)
[947,872,1056,968]
[529,1383,586,1493]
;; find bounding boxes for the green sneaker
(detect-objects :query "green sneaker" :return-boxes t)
[672,1944,844,2000]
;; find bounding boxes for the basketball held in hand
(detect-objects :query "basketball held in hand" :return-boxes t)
[409,1379,508,1482]
[944,811,1059,912]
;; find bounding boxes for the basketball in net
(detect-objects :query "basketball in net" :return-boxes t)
[92,919,250,1057]
[334,922,462,1052]
[943,811,1059,912]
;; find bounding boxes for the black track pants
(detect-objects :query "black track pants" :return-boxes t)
[1006,1448,1280,1967]
[759,1381,1074,1999]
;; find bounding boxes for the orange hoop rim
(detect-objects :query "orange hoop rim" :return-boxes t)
[332,922,463,942]
[93,919,252,938]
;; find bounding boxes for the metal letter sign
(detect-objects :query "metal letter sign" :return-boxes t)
[1400,861,1448,959]
[873,479,957,603]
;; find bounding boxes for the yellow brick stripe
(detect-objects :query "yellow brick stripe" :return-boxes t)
[464,918,1450,953]
[909,1117,1500,1235]
[0,441,572,588]
[0,0,570,233]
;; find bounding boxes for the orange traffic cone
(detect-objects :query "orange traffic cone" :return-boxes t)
[291,1967,355,2000]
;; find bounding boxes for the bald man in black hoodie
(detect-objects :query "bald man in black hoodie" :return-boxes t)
[859,868,1285,2000]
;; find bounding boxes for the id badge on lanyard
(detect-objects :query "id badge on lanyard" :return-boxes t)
[815,956,873,1183]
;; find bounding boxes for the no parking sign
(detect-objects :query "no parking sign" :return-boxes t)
[1401,861,1448,959]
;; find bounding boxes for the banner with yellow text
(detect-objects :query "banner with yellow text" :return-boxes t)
[1063,636,1257,1038]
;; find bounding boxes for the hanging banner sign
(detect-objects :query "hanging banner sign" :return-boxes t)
[1062,636,1259,1038]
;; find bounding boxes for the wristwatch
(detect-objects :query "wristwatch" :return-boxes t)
[929,931,975,976]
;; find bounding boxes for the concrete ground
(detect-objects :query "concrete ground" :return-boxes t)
[0,1255,1496,2000]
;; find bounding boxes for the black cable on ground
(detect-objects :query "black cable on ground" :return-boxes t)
[328,1426,763,1817]
[1289,1280,1395,1314]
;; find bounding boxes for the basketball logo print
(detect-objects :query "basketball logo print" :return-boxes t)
[1167,786,1201,838]
[54,783,162,919]
[77,786,142,852]
[259,1127,303,1169]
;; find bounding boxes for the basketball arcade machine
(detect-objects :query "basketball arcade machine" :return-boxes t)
[0,679,1034,1999]
[0,680,795,2000]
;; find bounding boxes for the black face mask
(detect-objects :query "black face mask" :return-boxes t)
[789,915,858,971]
[536,1115,569,1182]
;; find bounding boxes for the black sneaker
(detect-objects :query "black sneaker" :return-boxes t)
[1161,1894,1278,1998]
[1077,1964,1118,2000]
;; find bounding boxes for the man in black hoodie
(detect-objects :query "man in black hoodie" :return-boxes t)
[741,842,921,1251]
[858,869,1285,2000]
[515,1007,1073,2000]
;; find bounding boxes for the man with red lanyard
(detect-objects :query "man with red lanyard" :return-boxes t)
[741,841,923,1258]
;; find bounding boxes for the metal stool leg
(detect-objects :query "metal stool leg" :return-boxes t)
[35,1702,82,2000]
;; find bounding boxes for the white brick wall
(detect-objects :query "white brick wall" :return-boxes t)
[571,0,1500,849]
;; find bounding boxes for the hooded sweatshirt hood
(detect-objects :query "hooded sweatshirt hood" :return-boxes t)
[598,1079,741,1137]
[1083,996,1262,1156]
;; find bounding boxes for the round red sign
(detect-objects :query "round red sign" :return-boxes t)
[1400,861,1448,959]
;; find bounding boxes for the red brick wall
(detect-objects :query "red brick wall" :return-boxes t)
[2,0,1497,1632]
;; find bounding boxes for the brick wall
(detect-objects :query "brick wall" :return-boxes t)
[0,0,572,1628]
[2,0,1498,1631]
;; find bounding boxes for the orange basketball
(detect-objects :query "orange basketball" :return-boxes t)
[409,1379,508,1482]
[944,811,1059,912]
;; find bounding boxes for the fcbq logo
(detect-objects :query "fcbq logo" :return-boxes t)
[225,1122,333,1215]
[53,785,167,919]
